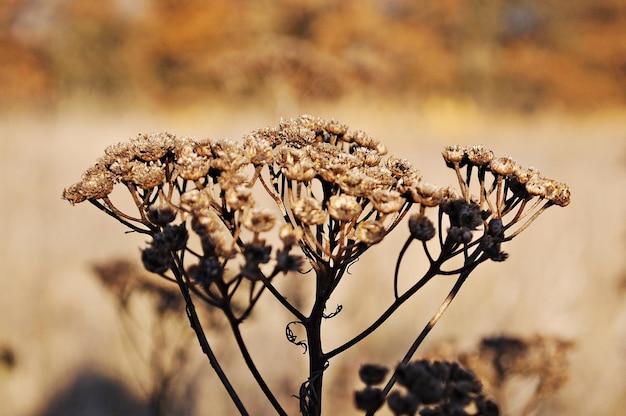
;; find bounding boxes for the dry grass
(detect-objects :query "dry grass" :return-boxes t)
[1,100,625,415]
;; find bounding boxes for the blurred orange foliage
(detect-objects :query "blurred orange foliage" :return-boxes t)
[1,0,625,111]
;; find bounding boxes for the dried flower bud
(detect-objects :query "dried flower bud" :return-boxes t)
[279,224,304,246]
[352,147,382,167]
[370,188,405,214]
[409,213,436,241]
[226,186,254,210]
[354,387,385,413]
[448,226,473,244]
[386,157,419,179]
[410,181,443,207]
[141,246,170,274]
[467,145,494,166]
[132,163,166,190]
[132,132,174,161]
[180,189,212,212]
[546,181,571,207]
[328,194,362,221]
[283,159,317,181]
[242,208,276,233]
[177,145,210,180]
[442,145,466,164]
[147,204,178,226]
[293,197,326,225]
[243,135,273,165]
[78,163,116,200]
[190,257,223,284]
[487,218,505,238]
[358,364,389,386]
[325,119,348,136]
[356,221,386,245]
[159,223,188,251]
[338,169,374,197]
[387,391,419,415]
[490,156,518,176]
[525,175,547,197]
[62,183,87,204]
[276,249,305,274]
[191,209,222,235]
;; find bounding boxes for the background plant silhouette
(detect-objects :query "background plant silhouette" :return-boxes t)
[63,115,570,415]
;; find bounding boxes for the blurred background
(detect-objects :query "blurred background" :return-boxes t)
[1,0,625,415]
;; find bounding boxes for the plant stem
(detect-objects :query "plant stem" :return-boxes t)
[366,260,486,416]
[169,255,249,416]
[324,266,439,361]
[224,309,288,416]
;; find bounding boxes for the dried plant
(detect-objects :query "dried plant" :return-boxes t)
[63,115,570,415]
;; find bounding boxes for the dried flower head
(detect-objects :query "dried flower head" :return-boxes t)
[242,208,276,233]
[442,145,466,164]
[328,194,362,221]
[279,224,304,247]
[490,156,518,176]
[293,197,327,225]
[356,221,386,245]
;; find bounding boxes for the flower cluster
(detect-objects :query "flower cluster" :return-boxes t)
[355,360,499,416]
[441,145,570,236]
[63,116,571,415]
[62,116,450,313]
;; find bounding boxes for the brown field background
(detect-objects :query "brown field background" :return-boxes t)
[1,1,626,415]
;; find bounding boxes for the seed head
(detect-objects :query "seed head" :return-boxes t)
[177,145,210,180]
[180,189,212,212]
[356,221,386,245]
[546,181,571,207]
[279,224,304,247]
[243,135,274,165]
[276,249,305,274]
[358,364,389,386]
[293,197,326,225]
[525,174,547,197]
[76,163,115,200]
[242,208,276,233]
[370,188,405,214]
[490,156,518,176]
[442,145,466,164]
[141,246,170,274]
[467,145,494,166]
[408,213,436,241]
[226,186,254,210]
[354,387,385,413]
[131,132,174,161]
[324,119,348,136]
[131,163,166,190]
[328,194,362,221]
[147,204,178,226]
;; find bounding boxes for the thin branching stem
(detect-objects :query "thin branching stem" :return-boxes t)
[169,255,249,416]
